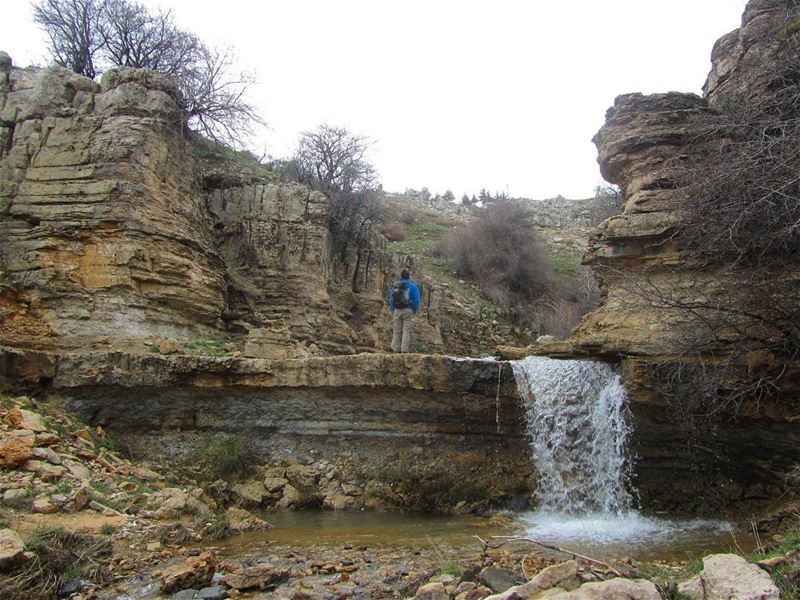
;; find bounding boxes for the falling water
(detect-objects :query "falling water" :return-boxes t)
[510,356,633,515]
[511,356,734,552]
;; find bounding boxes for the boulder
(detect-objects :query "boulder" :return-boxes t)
[544,578,660,599]
[479,567,519,593]
[678,553,780,600]
[222,562,290,591]
[323,491,355,510]
[285,463,316,488]
[226,507,271,532]
[230,481,264,505]
[0,429,35,466]
[264,477,288,493]
[276,484,301,508]
[32,496,58,514]
[492,560,581,598]
[6,407,46,432]
[415,581,449,600]
[0,529,27,570]
[161,550,217,593]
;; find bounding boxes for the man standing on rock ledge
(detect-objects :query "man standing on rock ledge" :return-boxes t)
[387,269,420,353]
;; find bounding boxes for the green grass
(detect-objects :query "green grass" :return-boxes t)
[387,222,448,255]
[90,481,111,496]
[98,523,117,536]
[750,528,800,600]
[439,561,462,578]
[550,248,583,278]
[182,339,235,357]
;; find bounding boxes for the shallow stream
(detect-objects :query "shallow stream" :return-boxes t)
[211,509,754,562]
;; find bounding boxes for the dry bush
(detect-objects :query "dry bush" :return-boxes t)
[379,222,405,242]
[438,199,554,308]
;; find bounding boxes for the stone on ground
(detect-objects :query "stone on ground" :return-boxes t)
[415,581,450,600]
[541,578,660,599]
[226,507,270,532]
[480,567,519,593]
[6,407,47,432]
[222,562,290,591]
[0,429,35,466]
[678,553,780,600]
[160,550,217,593]
[0,528,27,570]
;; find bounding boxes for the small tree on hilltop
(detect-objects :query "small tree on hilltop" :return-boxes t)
[33,0,105,78]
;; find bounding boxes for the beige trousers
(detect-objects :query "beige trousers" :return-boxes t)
[391,308,414,353]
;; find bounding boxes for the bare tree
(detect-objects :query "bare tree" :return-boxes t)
[294,125,377,194]
[32,0,105,78]
[98,0,199,76]
[178,45,262,148]
[31,0,263,148]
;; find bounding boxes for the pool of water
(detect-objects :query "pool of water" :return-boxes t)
[520,510,751,561]
[208,509,755,562]
[211,510,512,554]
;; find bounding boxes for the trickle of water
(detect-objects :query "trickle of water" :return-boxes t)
[511,356,632,515]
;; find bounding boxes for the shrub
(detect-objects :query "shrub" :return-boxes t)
[437,199,555,309]
[192,434,258,482]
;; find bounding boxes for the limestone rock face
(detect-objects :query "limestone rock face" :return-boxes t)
[678,554,780,600]
[574,0,800,358]
[0,65,228,351]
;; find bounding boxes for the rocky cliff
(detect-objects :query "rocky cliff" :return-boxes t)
[574,0,800,359]
[0,55,457,357]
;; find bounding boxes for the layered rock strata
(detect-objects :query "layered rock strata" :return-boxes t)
[0,348,534,507]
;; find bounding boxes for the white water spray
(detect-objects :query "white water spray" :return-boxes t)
[510,356,633,515]
[511,356,733,551]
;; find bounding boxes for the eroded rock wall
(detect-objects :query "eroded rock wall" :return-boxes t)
[0,62,227,350]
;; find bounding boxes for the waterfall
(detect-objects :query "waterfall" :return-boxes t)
[511,356,633,515]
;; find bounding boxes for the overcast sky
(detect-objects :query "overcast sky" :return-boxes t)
[5,0,746,199]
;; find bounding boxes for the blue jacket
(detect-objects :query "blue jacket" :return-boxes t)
[388,277,420,313]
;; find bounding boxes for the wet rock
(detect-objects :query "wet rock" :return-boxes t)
[545,577,660,599]
[222,562,290,591]
[161,550,217,593]
[0,529,27,570]
[171,590,198,600]
[226,507,270,532]
[0,430,36,466]
[198,585,228,599]
[479,567,519,593]
[7,407,46,432]
[415,581,449,599]
[678,553,780,600]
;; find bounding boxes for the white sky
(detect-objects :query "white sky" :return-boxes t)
[5,0,746,199]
